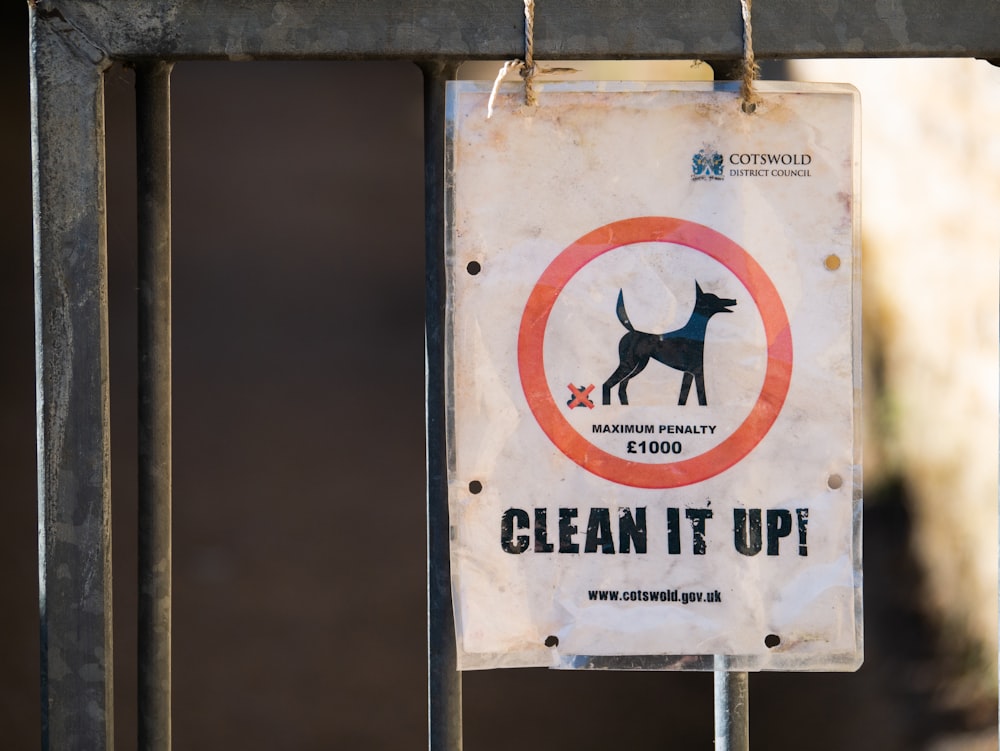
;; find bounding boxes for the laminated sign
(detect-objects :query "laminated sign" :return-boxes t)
[445,81,861,671]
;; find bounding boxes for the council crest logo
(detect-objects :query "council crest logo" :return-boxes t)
[692,148,724,181]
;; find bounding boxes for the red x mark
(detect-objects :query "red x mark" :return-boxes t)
[566,383,595,410]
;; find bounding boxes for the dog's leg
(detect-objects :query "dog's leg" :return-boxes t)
[604,360,646,405]
[604,336,634,405]
[695,372,707,406]
[603,366,631,405]
[602,377,616,406]
[602,379,615,406]
[678,372,694,405]
[617,360,648,405]
[601,346,648,404]
[618,379,630,405]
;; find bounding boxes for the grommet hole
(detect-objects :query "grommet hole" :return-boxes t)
[824,254,841,271]
[544,635,559,648]
[764,634,781,648]
[466,261,482,275]
[827,474,843,490]
[468,480,483,494]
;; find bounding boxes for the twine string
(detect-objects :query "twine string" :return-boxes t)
[487,0,548,117]
[489,0,761,116]
[488,60,521,117]
[521,0,537,106]
[740,0,761,112]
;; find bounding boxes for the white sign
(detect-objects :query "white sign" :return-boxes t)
[445,81,861,671]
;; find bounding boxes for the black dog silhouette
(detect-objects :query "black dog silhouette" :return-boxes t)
[602,283,736,406]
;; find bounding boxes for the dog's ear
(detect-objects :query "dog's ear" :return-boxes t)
[695,280,704,296]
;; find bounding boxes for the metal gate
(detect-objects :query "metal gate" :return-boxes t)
[29,2,1000,749]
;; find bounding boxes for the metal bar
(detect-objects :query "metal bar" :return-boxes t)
[30,7,114,750]
[422,59,462,751]
[136,60,174,751]
[714,665,750,751]
[41,0,1000,61]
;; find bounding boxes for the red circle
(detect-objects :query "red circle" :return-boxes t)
[517,217,793,489]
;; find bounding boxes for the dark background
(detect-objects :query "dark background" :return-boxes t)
[1,5,994,749]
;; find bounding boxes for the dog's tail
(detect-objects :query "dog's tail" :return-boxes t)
[615,289,635,332]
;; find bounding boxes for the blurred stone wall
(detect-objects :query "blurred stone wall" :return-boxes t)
[793,58,1000,698]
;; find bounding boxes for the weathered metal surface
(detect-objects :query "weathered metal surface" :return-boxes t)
[136,61,173,751]
[714,666,750,750]
[30,6,114,750]
[423,60,463,751]
[34,0,1000,61]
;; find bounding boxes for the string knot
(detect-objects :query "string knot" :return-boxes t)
[486,0,538,116]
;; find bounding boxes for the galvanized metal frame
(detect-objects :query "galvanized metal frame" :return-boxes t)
[29,1,1000,749]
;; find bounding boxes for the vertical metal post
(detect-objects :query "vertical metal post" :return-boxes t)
[30,8,114,750]
[136,61,174,751]
[714,661,749,751]
[714,59,754,747]
[422,59,462,751]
